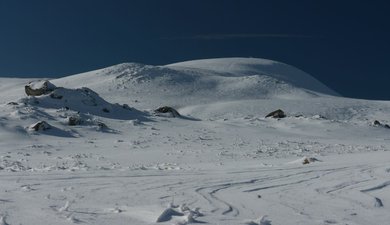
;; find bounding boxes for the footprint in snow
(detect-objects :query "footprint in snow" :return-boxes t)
[244,215,272,225]
[58,201,71,212]
[156,207,184,222]
[67,215,82,224]
[21,184,37,192]
[0,216,9,225]
[156,204,204,224]
[374,197,384,208]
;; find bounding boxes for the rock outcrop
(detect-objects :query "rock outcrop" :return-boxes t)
[155,106,181,118]
[373,120,390,129]
[67,116,82,126]
[265,109,286,119]
[25,80,56,96]
[30,121,51,131]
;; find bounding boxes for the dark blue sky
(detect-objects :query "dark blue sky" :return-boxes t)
[1,0,389,99]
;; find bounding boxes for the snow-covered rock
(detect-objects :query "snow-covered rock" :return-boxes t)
[24,80,56,96]
[29,121,51,131]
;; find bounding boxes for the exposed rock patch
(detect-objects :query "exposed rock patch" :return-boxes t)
[67,115,82,126]
[25,80,56,96]
[155,106,181,118]
[30,121,51,131]
[302,157,320,165]
[265,109,286,119]
[372,120,390,129]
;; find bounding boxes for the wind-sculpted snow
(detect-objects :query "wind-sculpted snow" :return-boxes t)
[1,58,390,224]
[1,153,389,224]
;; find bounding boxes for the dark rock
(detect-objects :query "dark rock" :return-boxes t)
[102,108,110,113]
[7,102,18,105]
[155,106,181,118]
[68,116,82,126]
[122,104,131,110]
[30,121,50,131]
[265,109,286,119]
[373,120,390,129]
[302,157,320,165]
[97,122,107,129]
[25,80,56,96]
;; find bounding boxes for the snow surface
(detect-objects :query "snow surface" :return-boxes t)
[1,57,390,225]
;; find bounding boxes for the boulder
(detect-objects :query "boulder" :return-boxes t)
[154,106,181,118]
[265,109,286,119]
[302,157,320,165]
[30,121,51,131]
[67,116,82,126]
[122,104,132,110]
[97,121,108,129]
[25,80,56,96]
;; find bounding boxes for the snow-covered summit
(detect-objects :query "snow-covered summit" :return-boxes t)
[52,57,338,108]
[167,57,338,96]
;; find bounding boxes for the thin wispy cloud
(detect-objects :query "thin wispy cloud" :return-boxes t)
[163,33,314,40]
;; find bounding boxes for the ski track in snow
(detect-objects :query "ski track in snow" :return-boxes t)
[1,159,389,224]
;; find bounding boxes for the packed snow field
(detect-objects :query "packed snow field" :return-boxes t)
[0,58,389,225]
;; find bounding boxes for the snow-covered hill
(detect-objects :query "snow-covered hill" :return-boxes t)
[48,58,338,109]
[167,58,338,95]
[0,58,390,225]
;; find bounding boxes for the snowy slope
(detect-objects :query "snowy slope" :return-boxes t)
[50,58,337,109]
[167,57,338,96]
[1,58,390,225]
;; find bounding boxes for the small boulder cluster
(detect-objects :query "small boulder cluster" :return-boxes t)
[372,120,390,129]
[20,80,129,133]
[24,81,56,132]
